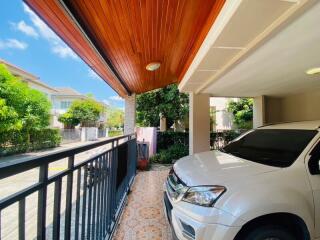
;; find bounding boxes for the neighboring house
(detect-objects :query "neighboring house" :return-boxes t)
[0,58,58,99]
[51,87,87,128]
[210,97,238,131]
[97,101,109,125]
[0,59,88,128]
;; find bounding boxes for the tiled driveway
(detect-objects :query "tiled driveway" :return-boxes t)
[114,169,172,240]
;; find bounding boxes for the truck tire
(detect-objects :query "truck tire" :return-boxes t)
[244,225,296,240]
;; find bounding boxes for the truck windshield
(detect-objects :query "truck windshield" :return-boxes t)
[222,129,317,167]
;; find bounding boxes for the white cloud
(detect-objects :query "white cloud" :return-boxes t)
[52,45,77,59]
[109,95,124,101]
[88,69,101,80]
[11,20,38,38]
[22,3,78,60]
[102,99,110,105]
[23,3,58,43]
[0,39,28,50]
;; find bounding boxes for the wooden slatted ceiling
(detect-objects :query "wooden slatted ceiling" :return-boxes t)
[25,0,129,96]
[25,0,225,96]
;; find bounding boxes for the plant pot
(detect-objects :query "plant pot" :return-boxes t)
[138,159,149,170]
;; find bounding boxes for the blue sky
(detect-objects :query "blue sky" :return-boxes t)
[0,0,124,108]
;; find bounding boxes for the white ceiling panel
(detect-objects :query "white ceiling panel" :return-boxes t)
[213,0,295,48]
[197,47,241,70]
[203,1,320,97]
[179,0,316,95]
[188,70,217,84]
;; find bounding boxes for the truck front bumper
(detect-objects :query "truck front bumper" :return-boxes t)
[163,192,242,240]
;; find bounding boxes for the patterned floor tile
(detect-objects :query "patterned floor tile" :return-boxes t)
[113,170,172,240]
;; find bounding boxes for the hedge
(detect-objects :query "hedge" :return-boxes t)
[151,131,189,164]
[157,130,245,151]
[150,130,247,164]
[150,144,188,164]
[108,130,123,137]
[157,131,189,151]
[0,128,61,156]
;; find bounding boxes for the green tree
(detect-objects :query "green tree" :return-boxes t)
[59,98,105,127]
[227,98,253,129]
[0,98,21,132]
[136,84,189,128]
[0,64,51,142]
[106,107,124,129]
[58,112,80,129]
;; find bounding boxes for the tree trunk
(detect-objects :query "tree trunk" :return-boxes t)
[159,116,167,132]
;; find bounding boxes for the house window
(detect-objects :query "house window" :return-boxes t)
[60,101,71,109]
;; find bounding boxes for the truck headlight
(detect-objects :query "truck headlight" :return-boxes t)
[182,186,226,207]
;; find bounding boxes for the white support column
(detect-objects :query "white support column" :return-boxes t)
[189,93,210,155]
[124,94,136,135]
[253,96,266,128]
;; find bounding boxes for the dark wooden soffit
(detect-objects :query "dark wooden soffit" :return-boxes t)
[25,0,225,96]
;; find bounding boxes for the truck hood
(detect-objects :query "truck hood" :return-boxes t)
[173,151,280,186]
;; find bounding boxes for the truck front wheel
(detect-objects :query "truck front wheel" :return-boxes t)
[244,225,296,240]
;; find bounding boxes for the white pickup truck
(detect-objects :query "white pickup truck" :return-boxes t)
[164,121,320,240]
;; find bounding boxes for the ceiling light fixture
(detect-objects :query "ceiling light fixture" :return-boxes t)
[146,62,161,71]
[306,67,320,75]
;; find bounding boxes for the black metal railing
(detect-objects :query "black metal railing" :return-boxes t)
[0,133,136,240]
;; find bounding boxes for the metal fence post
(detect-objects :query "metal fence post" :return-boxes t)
[65,155,75,240]
[37,163,48,240]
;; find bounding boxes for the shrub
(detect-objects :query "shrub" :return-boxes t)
[108,130,123,137]
[149,153,161,163]
[58,112,79,129]
[150,144,188,164]
[0,128,61,156]
[157,131,188,151]
[29,128,61,150]
[151,130,247,164]
[224,130,243,142]
[0,64,58,156]
[0,64,51,132]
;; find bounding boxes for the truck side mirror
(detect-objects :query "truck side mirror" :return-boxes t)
[309,142,320,175]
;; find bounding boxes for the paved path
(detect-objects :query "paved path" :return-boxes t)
[0,137,111,165]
